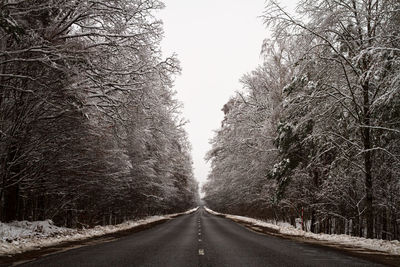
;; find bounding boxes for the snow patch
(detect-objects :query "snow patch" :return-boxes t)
[205,207,400,255]
[0,220,72,242]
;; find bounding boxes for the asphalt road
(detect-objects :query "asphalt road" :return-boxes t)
[19,208,382,267]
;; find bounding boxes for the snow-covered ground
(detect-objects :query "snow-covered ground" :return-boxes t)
[0,207,198,256]
[205,207,400,255]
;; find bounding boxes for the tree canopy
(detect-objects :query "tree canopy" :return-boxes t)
[0,0,199,227]
[203,0,400,240]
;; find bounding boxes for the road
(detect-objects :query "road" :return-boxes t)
[18,208,382,267]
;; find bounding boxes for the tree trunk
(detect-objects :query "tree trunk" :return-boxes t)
[310,209,316,233]
[3,184,19,222]
[290,215,296,227]
[2,144,21,222]
[382,208,388,240]
[362,82,374,239]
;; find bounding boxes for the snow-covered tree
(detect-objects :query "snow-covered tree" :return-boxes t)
[204,0,400,240]
[0,0,198,226]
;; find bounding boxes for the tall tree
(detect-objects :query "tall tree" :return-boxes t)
[1,0,198,225]
[264,0,400,238]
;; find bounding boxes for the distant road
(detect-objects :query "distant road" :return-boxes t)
[19,208,382,267]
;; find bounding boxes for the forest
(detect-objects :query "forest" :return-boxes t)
[0,0,199,227]
[203,0,400,240]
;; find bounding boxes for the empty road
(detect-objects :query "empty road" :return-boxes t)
[18,208,382,267]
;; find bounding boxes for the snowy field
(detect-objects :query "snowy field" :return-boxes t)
[0,207,198,256]
[205,207,400,255]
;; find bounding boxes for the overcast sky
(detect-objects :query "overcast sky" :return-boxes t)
[159,0,296,187]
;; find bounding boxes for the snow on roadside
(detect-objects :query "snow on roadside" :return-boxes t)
[0,220,72,241]
[205,207,400,255]
[0,207,198,256]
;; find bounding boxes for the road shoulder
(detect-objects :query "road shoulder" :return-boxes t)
[204,208,400,266]
[0,208,198,266]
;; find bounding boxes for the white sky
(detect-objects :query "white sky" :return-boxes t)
[159,0,297,187]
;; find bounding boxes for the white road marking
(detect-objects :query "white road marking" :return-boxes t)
[198,233,201,236]
[198,239,202,242]
[199,249,205,255]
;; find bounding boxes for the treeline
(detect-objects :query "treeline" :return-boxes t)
[0,0,198,227]
[203,0,400,240]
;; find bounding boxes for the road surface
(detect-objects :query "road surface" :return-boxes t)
[18,208,382,266]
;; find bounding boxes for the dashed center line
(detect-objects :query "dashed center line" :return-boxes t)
[198,218,203,255]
